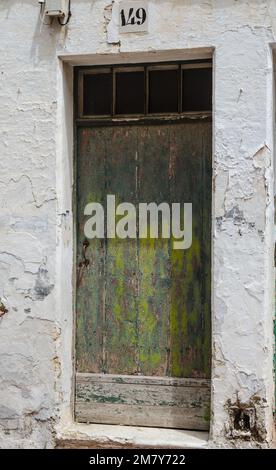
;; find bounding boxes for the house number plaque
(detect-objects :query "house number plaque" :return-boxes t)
[119,1,148,33]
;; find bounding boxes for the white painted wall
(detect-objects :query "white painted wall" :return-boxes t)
[0,0,275,448]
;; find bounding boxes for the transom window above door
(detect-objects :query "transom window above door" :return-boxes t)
[77,61,212,118]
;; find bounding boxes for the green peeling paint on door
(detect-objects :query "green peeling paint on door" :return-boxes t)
[75,120,212,428]
[76,120,211,377]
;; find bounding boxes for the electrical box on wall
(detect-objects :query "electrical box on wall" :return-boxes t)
[44,0,66,17]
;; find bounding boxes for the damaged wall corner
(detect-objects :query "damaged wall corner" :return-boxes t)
[104,1,121,45]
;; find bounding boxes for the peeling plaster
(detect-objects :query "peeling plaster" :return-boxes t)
[0,300,8,318]
[225,394,268,445]
[104,1,120,45]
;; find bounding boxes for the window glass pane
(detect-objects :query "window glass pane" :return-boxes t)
[182,67,212,112]
[115,71,145,115]
[83,72,112,116]
[149,69,179,114]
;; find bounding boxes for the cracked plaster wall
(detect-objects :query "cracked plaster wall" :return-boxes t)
[0,0,275,448]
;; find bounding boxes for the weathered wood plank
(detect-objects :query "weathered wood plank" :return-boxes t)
[76,403,209,430]
[137,126,171,376]
[76,127,106,372]
[77,372,209,388]
[169,121,211,378]
[76,380,210,407]
[104,126,139,374]
[76,374,210,430]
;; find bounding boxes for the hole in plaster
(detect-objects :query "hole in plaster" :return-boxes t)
[0,300,8,318]
[232,406,254,433]
[225,396,267,441]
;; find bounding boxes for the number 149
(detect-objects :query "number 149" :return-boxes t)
[120,7,147,27]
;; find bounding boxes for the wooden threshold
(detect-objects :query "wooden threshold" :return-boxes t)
[75,373,211,431]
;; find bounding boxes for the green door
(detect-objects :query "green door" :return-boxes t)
[75,120,212,430]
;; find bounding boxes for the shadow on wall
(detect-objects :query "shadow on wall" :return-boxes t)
[0,0,67,65]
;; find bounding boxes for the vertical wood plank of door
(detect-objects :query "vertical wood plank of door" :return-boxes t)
[170,121,211,378]
[104,126,139,374]
[76,127,106,373]
[137,126,171,376]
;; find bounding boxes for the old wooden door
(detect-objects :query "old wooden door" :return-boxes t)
[75,119,212,430]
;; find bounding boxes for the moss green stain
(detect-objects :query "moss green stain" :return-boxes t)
[138,238,160,371]
[106,237,138,373]
[171,236,202,377]
[138,235,169,375]
[104,126,139,374]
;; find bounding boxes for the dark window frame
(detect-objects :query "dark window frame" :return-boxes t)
[114,66,146,116]
[182,63,213,113]
[76,61,212,121]
[148,64,180,115]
